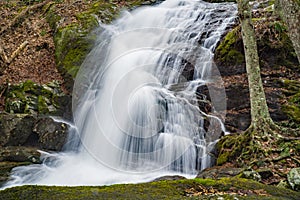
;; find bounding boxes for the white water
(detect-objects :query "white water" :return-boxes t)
[3,0,237,188]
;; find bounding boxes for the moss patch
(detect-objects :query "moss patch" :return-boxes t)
[281,79,300,124]
[5,80,67,115]
[256,20,299,69]
[216,132,252,166]
[215,26,245,66]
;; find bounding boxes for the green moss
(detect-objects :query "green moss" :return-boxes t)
[281,79,300,123]
[283,105,300,122]
[216,130,270,167]
[217,151,230,165]
[81,1,119,24]
[257,20,298,68]
[5,80,66,115]
[215,26,245,66]
[45,3,61,31]
[0,178,299,199]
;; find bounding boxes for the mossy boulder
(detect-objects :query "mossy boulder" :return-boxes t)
[215,26,245,71]
[197,166,243,179]
[256,20,299,69]
[5,80,70,118]
[0,147,40,187]
[216,133,250,166]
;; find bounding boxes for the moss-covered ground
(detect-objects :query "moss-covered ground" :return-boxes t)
[0,177,299,199]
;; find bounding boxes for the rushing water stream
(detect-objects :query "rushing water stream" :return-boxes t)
[4,0,237,188]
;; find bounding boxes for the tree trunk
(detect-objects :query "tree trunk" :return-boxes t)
[237,0,274,131]
[275,0,300,63]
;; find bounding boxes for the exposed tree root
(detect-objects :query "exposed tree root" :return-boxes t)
[217,119,300,169]
[250,153,291,166]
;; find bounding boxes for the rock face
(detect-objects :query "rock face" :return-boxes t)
[33,117,68,151]
[152,175,186,182]
[0,113,68,151]
[0,113,35,147]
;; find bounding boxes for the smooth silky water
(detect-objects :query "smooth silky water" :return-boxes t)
[3,0,237,188]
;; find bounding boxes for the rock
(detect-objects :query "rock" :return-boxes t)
[215,26,244,69]
[287,168,300,191]
[0,146,40,163]
[5,80,71,118]
[152,175,186,182]
[0,113,69,151]
[33,117,69,151]
[197,166,243,179]
[0,113,36,147]
[0,161,31,187]
[241,169,262,182]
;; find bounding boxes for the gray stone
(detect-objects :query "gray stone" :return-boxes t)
[287,168,300,191]
[241,169,262,182]
[197,167,243,179]
[152,175,186,182]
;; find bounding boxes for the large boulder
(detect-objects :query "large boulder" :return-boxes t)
[33,117,69,151]
[0,113,36,147]
[0,113,69,152]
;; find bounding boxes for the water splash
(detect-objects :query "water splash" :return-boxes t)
[3,0,237,188]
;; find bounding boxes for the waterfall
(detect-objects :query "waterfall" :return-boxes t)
[3,0,237,187]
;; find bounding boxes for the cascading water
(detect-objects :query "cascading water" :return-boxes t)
[3,0,237,188]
